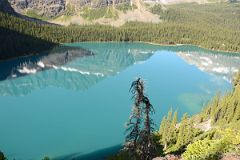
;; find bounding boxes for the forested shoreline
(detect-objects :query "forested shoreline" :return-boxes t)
[109,74,240,160]
[154,72,240,160]
[1,2,240,60]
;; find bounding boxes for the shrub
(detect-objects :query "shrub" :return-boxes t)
[182,139,223,160]
[183,128,240,160]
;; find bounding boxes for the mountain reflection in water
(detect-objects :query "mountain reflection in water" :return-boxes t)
[0,43,155,96]
[177,51,240,82]
[0,43,239,97]
[0,45,93,80]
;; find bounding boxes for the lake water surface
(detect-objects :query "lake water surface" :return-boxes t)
[0,42,239,160]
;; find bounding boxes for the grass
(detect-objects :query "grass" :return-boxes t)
[149,4,163,16]
[105,7,118,19]
[115,3,137,13]
[25,9,50,21]
[80,6,118,20]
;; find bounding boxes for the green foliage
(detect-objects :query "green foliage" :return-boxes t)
[182,128,240,160]
[149,4,163,16]
[233,72,240,87]
[228,120,240,131]
[182,139,222,160]
[215,128,240,147]
[104,7,118,19]
[160,3,240,31]
[159,109,178,150]
[174,114,201,152]
[193,129,216,142]
[25,9,49,21]
[0,3,240,60]
[115,3,137,13]
[203,84,240,126]
[157,73,240,158]
[81,7,118,20]
[158,111,202,154]
[0,24,56,60]
[80,7,106,20]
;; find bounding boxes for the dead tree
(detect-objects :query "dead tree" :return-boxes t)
[125,78,156,160]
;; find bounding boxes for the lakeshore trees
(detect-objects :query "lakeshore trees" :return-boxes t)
[114,73,240,160]
[1,2,240,60]
[157,73,240,159]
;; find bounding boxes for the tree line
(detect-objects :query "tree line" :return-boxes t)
[157,72,240,159]
[1,2,240,60]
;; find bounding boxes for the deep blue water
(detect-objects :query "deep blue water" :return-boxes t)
[0,42,239,160]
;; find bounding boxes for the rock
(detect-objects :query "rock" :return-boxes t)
[221,154,240,160]
[15,0,27,9]
[153,155,182,160]
[8,0,66,17]
[6,0,131,18]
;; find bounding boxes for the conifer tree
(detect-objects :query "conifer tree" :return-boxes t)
[175,113,198,151]
[125,78,156,160]
[159,116,167,136]
[159,116,168,149]
[125,78,143,158]
[170,110,178,143]
[176,113,189,149]
[159,109,178,150]
[139,95,156,160]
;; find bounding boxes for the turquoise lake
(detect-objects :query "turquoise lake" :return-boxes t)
[0,42,239,160]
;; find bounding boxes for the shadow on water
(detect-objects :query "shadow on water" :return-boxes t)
[0,0,60,60]
[0,26,58,60]
[55,145,122,160]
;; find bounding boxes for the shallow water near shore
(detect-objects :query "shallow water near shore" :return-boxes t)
[0,42,239,160]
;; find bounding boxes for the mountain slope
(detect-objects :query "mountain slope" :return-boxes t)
[4,0,231,26]
[50,0,161,26]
